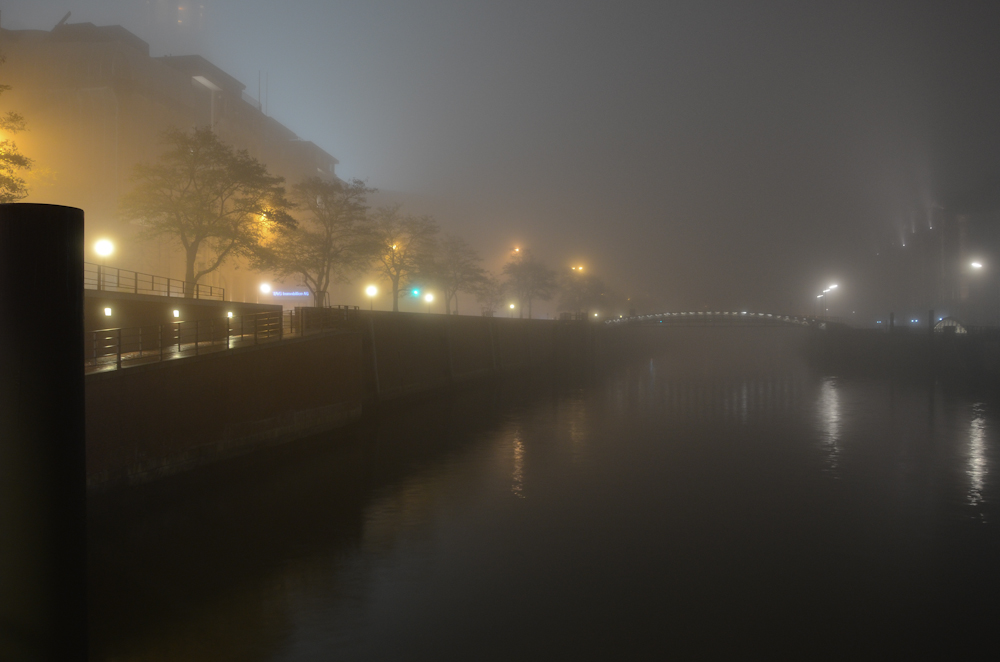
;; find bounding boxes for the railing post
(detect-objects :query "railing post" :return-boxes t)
[177,321,181,354]
[159,324,164,362]
[116,328,122,370]
[279,311,284,340]
[227,316,231,349]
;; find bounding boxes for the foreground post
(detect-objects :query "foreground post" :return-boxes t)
[0,204,86,660]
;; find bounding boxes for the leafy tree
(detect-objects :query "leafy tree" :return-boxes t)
[421,234,486,314]
[502,250,556,319]
[473,273,507,316]
[121,127,292,295]
[0,52,33,203]
[255,177,373,307]
[368,204,439,311]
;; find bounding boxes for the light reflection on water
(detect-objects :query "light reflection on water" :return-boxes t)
[969,403,987,508]
[90,332,1000,660]
[817,376,841,473]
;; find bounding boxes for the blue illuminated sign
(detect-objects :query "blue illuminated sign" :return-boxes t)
[272,291,311,297]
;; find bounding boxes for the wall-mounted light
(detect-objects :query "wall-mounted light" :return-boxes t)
[104,307,112,316]
[173,310,180,318]
[227,312,233,318]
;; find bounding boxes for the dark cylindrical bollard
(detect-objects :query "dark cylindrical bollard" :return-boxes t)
[0,204,86,660]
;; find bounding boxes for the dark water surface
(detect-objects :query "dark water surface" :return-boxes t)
[89,329,1000,659]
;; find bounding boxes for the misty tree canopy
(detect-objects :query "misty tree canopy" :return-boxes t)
[0,52,32,203]
[254,177,374,308]
[120,126,293,293]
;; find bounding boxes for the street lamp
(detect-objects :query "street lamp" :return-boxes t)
[424,292,434,313]
[972,261,983,269]
[257,283,270,304]
[366,285,377,310]
[94,239,114,291]
[509,303,515,318]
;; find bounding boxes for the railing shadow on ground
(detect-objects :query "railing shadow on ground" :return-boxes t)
[85,306,359,373]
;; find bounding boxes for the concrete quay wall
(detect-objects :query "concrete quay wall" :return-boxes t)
[86,314,598,488]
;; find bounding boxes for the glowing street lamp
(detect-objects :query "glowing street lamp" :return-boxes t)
[972,261,983,269]
[94,239,114,291]
[94,239,114,259]
[424,292,434,313]
[257,283,270,304]
[366,285,377,310]
[509,303,515,318]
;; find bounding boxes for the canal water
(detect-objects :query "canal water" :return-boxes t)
[89,328,1000,659]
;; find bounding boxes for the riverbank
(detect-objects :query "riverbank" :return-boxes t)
[85,313,600,488]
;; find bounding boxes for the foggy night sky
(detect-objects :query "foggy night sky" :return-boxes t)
[4,1,1000,312]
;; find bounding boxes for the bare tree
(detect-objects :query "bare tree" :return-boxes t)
[473,273,507,316]
[121,127,293,294]
[559,271,613,317]
[256,177,373,307]
[503,250,556,318]
[368,204,439,311]
[422,234,486,314]
[0,52,32,202]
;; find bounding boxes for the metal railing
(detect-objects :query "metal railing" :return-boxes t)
[84,262,225,301]
[86,311,282,372]
[85,306,360,373]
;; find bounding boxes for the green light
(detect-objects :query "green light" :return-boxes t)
[412,289,420,296]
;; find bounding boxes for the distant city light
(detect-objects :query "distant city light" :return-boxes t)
[94,239,114,257]
[103,307,112,316]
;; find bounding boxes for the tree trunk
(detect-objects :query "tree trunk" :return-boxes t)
[391,276,400,312]
[528,298,533,319]
[184,243,199,298]
[313,290,326,308]
[453,292,459,315]
[444,293,452,315]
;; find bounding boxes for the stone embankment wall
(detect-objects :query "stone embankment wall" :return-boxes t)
[86,314,598,488]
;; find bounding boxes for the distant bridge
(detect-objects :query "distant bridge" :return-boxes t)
[605,311,842,329]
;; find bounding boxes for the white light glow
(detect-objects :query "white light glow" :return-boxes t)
[103,307,112,316]
[173,310,180,318]
[366,285,377,297]
[94,239,114,257]
[259,284,271,294]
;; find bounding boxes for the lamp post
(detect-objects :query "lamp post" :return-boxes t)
[366,285,377,311]
[424,292,434,313]
[94,239,113,290]
[258,283,270,304]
